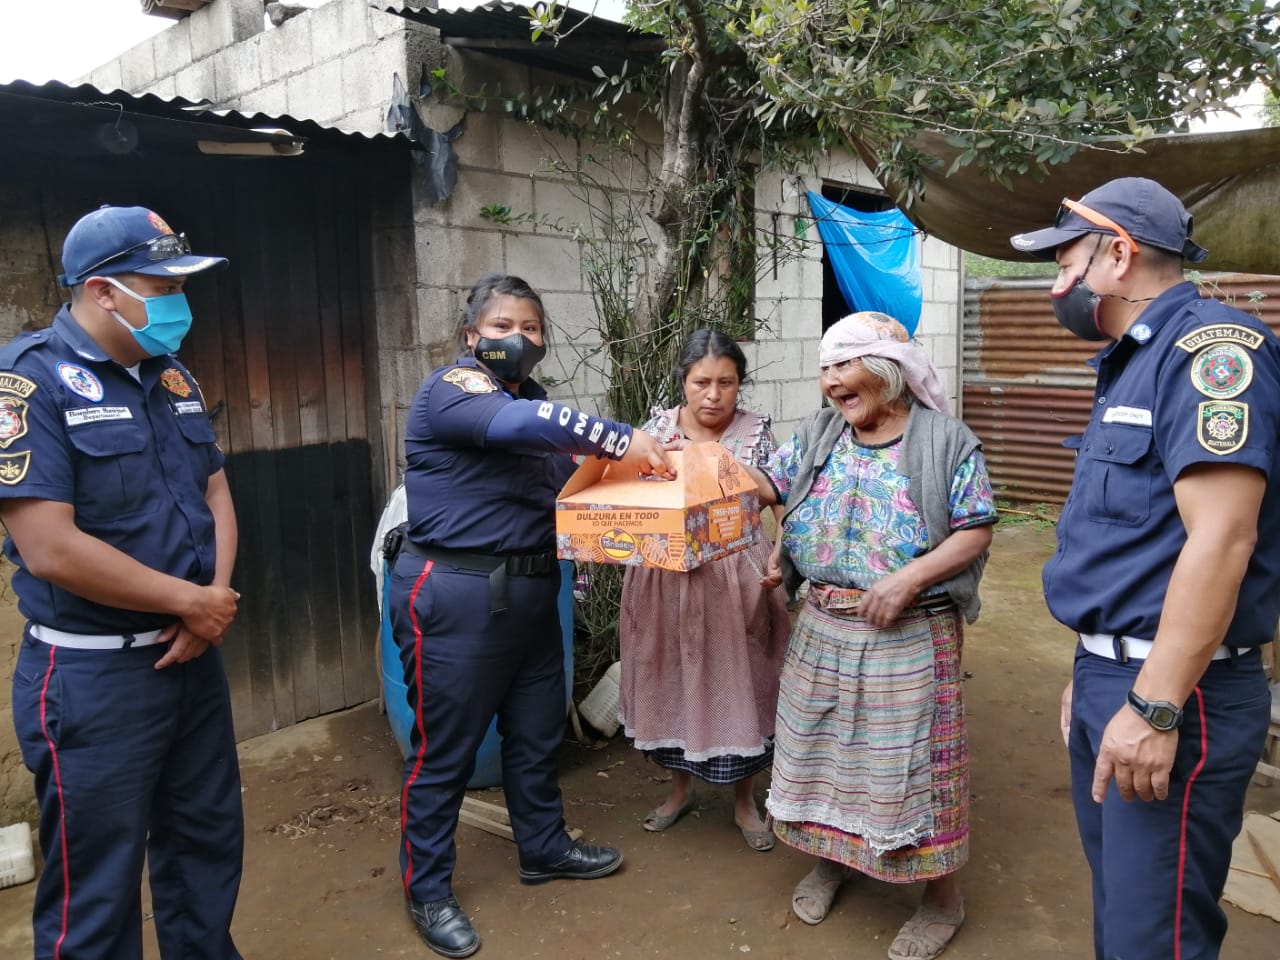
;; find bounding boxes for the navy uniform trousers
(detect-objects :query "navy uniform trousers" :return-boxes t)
[389,555,571,904]
[11,628,244,960]
[1069,646,1271,960]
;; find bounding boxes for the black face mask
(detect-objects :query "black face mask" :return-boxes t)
[1051,237,1109,341]
[1051,277,1109,341]
[474,333,547,384]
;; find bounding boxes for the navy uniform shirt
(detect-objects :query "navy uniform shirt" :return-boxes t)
[1045,281,1280,648]
[0,306,224,633]
[405,358,631,555]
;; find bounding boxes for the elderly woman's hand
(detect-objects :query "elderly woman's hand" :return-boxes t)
[858,569,920,627]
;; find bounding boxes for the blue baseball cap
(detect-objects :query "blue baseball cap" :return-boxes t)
[1009,177,1208,263]
[58,205,228,287]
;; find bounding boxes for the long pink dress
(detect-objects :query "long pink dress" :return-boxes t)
[617,407,791,782]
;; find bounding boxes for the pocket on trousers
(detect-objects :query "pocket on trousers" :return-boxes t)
[11,641,64,758]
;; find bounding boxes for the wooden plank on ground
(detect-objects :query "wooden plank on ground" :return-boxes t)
[457,796,584,843]
[1224,811,1280,921]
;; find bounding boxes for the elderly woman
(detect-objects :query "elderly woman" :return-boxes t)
[617,329,791,851]
[749,312,996,960]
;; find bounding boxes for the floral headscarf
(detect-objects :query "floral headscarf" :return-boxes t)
[818,311,951,413]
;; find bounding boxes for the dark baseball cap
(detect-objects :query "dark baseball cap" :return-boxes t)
[58,205,228,287]
[1009,177,1208,263]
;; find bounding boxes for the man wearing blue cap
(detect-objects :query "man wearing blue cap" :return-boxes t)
[1011,178,1280,959]
[1,206,244,959]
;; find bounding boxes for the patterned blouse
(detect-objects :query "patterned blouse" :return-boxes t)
[763,426,996,589]
[641,405,776,470]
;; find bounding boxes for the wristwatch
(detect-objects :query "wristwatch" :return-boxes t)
[1126,690,1184,731]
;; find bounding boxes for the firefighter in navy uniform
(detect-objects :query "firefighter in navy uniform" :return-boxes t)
[1010,178,1280,960]
[389,274,673,959]
[2,206,243,959]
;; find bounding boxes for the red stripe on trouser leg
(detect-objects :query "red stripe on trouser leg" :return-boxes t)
[39,645,70,960]
[400,560,434,895]
[1174,687,1207,960]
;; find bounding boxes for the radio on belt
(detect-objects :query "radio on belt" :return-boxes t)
[555,441,760,572]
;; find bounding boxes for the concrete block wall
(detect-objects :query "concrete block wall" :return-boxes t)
[408,66,965,449]
[86,4,964,470]
[83,0,423,136]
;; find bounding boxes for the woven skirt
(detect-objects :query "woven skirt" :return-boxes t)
[766,598,968,883]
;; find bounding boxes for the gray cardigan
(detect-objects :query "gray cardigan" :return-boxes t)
[778,404,990,623]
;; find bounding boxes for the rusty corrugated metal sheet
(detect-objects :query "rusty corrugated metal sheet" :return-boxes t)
[962,274,1280,506]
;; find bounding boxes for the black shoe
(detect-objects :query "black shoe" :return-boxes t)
[518,840,623,885]
[407,896,480,958]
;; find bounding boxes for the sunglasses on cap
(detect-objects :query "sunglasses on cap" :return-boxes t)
[79,232,192,278]
[1056,199,1139,254]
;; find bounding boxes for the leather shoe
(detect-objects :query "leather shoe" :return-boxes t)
[407,896,480,958]
[518,840,623,885]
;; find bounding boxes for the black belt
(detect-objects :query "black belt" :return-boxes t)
[384,524,556,614]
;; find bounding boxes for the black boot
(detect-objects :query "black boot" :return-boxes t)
[407,896,480,958]
[518,840,624,885]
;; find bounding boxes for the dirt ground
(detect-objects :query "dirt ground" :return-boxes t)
[2,523,1278,959]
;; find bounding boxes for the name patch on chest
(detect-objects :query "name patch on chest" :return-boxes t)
[173,400,205,415]
[1101,406,1153,427]
[65,406,134,427]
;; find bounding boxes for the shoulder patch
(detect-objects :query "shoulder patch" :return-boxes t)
[1176,324,1265,353]
[0,373,37,398]
[1190,343,1253,399]
[1197,400,1248,455]
[442,367,497,394]
[0,396,29,448]
[0,450,31,485]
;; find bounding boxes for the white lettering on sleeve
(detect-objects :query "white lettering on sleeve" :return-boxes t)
[536,401,554,420]
[601,430,618,453]
[573,412,588,436]
[613,432,631,458]
[587,421,604,443]
[557,406,573,427]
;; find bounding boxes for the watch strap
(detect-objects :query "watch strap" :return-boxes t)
[1126,689,1184,731]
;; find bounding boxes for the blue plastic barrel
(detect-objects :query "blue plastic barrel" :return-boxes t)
[380,560,576,788]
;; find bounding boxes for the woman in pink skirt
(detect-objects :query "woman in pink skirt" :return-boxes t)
[618,329,791,851]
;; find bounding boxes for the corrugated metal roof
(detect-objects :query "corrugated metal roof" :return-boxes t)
[382,1,664,80]
[0,79,411,147]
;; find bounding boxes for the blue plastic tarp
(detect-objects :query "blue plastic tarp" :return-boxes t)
[807,192,923,335]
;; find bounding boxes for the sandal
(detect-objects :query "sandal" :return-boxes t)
[886,900,965,960]
[642,791,697,832]
[790,859,850,925]
[737,822,775,852]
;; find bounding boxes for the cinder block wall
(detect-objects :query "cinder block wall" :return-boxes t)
[83,0,421,136]
[410,53,964,450]
[87,0,964,473]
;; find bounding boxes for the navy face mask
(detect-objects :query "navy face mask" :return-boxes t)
[474,333,546,384]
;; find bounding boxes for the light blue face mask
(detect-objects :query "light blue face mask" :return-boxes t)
[103,277,193,357]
